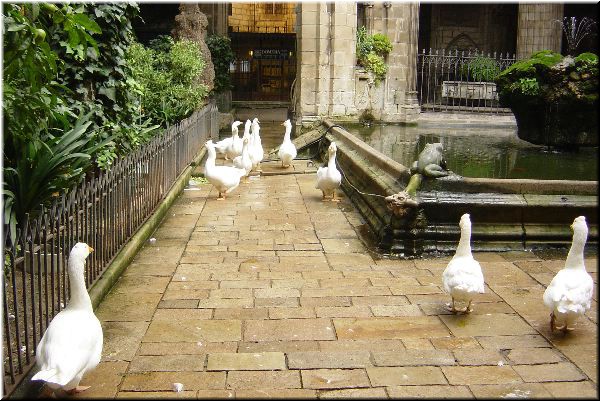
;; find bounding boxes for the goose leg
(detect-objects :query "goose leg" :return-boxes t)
[217,191,225,200]
[39,385,55,398]
[550,312,556,332]
[446,297,457,313]
[464,300,473,314]
[331,191,341,202]
[66,386,91,395]
[321,191,327,201]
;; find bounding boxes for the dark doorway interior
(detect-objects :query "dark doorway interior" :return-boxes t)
[133,4,180,45]
[229,32,296,102]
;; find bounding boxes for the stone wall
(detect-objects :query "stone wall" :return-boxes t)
[295,2,419,126]
[229,3,296,33]
[516,3,563,59]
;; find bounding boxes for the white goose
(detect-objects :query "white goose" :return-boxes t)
[224,121,244,160]
[249,118,264,172]
[442,213,485,313]
[233,136,252,183]
[214,120,243,160]
[278,119,297,168]
[543,216,594,333]
[315,142,342,202]
[204,140,246,200]
[32,242,102,396]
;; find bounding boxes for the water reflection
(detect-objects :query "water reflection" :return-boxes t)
[344,124,598,180]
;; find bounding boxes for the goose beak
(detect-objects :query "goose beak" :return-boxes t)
[88,245,94,253]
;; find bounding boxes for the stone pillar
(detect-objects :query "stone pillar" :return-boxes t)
[374,2,421,123]
[516,3,563,59]
[296,2,357,125]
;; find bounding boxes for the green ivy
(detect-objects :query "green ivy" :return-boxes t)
[207,34,235,94]
[356,26,392,85]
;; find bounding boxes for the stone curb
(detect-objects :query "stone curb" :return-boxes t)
[88,147,207,310]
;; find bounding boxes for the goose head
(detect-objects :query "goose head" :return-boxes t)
[459,213,471,230]
[68,242,93,271]
[205,140,214,149]
[328,142,337,156]
[232,120,243,133]
[571,216,588,243]
[244,120,252,138]
[282,119,292,128]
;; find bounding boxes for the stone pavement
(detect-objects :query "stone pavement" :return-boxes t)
[70,158,597,399]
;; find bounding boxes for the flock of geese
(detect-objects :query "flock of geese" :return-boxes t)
[28,117,593,396]
[204,118,342,201]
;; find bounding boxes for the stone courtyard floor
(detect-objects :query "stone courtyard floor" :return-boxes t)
[67,158,597,399]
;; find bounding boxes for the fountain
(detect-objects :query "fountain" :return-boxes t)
[314,120,597,255]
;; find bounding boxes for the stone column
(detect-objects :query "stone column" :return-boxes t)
[373,2,421,123]
[516,3,563,59]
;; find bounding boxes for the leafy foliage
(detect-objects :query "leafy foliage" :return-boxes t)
[127,39,208,127]
[356,26,392,84]
[461,56,501,82]
[207,34,235,94]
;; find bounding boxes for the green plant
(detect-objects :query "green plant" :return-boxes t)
[127,39,208,127]
[3,113,113,240]
[356,26,392,85]
[462,56,501,82]
[510,78,540,95]
[207,34,235,94]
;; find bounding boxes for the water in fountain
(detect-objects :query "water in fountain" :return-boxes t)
[555,16,597,55]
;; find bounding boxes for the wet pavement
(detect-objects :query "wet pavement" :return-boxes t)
[44,119,598,398]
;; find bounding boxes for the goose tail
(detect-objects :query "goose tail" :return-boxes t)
[32,368,69,386]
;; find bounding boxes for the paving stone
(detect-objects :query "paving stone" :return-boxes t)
[386,385,473,398]
[321,238,366,253]
[315,306,372,318]
[244,318,336,341]
[512,362,587,382]
[254,287,301,298]
[143,320,242,342]
[120,372,225,391]
[73,361,128,398]
[226,370,301,389]
[370,304,423,317]
[541,381,599,398]
[138,342,237,356]
[129,355,205,372]
[210,288,254,299]
[238,341,320,353]
[97,293,162,322]
[196,390,236,399]
[441,366,523,385]
[555,344,598,382]
[431,337,482,350]
[122,262,178,277]
[110,276,171,294]
[101,321,150,362]
[402,338,435,350]
[301,369,370,389]
[453,349,506,366]
[471,382,555,399]
[300,297,352,307]
[367,366,447,386]
[271,279,320,288]
[372,349,455,366]
[158,299,200,309]
[116,391,198,398]
[235,389,317,398]
[197,298,254,309]
[334,317,450,340]
[318,339,406,352]
[207,352,285,370]
[319,278,371,288]
[440,313,536,337]
[318,387,388,398]
[153,309,213,321]
[269,307,316,319]
[302,271,344,279]
[476,334,551,349]
[162,287,210,301]
[287,351,371,369]
[506,347,563,365]
[351,295,409,306]
[255,297,299,308]
[213,308,268,320]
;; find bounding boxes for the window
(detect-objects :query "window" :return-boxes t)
[263,3,284,15]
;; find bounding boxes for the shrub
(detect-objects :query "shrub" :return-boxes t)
[207,34,235,94]
[461,56,501,82]
[356,26,392,85]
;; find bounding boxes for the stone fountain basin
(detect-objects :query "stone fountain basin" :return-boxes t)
[320,119,598,254]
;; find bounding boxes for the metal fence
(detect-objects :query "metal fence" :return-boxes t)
[417,49,517,114]
[2,101,218,396]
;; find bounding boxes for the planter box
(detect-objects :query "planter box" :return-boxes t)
[442,81,498,101]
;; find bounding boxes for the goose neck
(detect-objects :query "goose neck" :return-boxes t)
[205,147,216,168]
[67,258,93,311]
[284,126,292,142]
[455,225,472,257]
[565,235,586,269]
[327,151,337,168]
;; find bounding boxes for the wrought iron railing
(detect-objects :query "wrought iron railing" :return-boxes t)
[417,49,517,114]
[1,101,218,397]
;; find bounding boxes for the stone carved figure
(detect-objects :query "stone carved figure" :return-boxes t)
[410,142,449,178]
[171,4,215,93]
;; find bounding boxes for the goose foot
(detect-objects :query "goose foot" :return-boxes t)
[331,193,341,202]
[66,386,91,395]
[445,298,458,313]
[217,192,225,200]
[462,300,473,314]
[39,385,56,398]
[550,312,556,332]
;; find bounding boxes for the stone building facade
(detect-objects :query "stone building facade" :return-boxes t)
[155,2,595,127]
